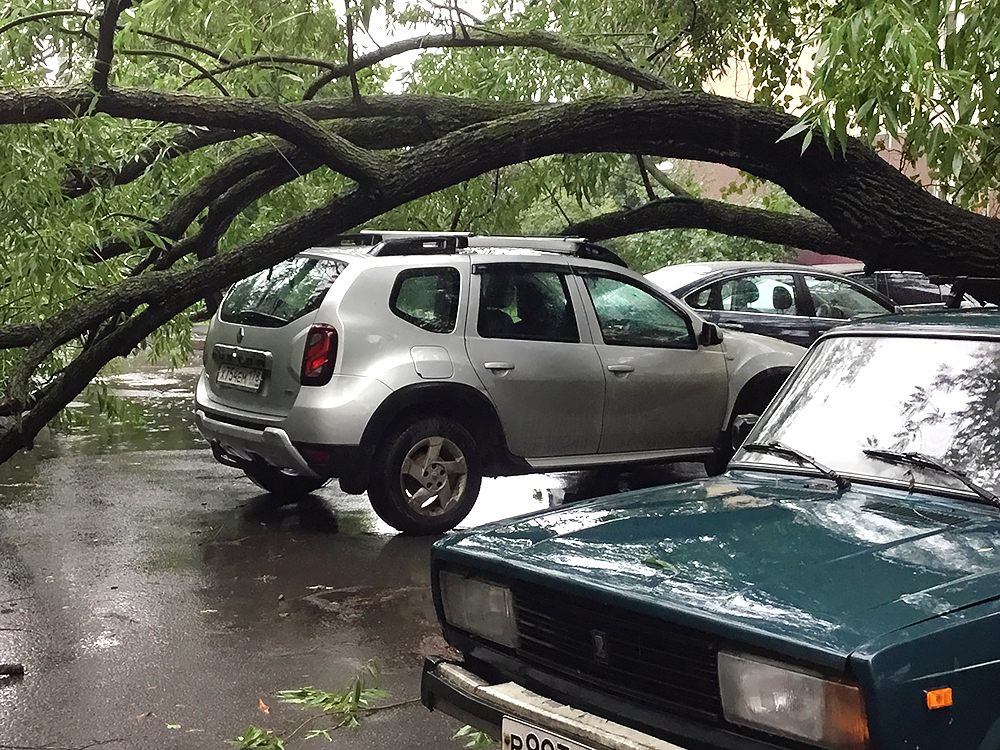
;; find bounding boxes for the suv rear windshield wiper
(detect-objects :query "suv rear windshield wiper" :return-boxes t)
[863,448,1000,509]
[743,441,851,491]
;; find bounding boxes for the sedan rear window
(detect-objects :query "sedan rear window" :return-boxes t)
[220,257,347,327]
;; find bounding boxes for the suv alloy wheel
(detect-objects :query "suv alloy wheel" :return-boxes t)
[368,416,483,535]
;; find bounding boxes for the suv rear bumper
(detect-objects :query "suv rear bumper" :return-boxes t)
[196,409,320,477]
[421,657,688,750]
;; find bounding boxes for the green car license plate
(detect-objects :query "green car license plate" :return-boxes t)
[501,717,597,750]
[216,363,264,392]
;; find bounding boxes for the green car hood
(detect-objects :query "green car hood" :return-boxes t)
[437,471,1000,667]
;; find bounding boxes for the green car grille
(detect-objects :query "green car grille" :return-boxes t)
[514,583,722,721]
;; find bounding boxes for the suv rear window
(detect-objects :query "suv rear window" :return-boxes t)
[220,257,347,327]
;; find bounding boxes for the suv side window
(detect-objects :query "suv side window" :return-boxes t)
[389,267,460,333]
[583,274,694,348]
[478,267,579,342]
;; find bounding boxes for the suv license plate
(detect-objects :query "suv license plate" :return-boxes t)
[217,363,264,392]
[502,717,597,750]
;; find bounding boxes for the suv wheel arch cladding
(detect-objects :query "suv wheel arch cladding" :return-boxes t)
[356,382,519,488]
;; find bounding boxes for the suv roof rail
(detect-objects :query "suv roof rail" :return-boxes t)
[375,236,467,256]
[318,233,384,247]
[348,231,627,267]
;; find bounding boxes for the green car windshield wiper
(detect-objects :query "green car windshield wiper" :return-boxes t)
[743,441,851,491]
[863,448,1000,509]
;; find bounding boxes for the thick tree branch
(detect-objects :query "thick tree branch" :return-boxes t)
[374,92,1000,276]
[86,141,317,263]
[60,95,533,199]
[565,197,855,255]
[1,87,388,185]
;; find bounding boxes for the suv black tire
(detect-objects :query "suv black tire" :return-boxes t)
[368,416,482,535]
[244,465,328,497]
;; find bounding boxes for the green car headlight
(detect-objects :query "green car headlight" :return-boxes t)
[718,651,869,750]
[439,571,518,648]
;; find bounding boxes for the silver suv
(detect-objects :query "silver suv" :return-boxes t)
[195,232,804,534]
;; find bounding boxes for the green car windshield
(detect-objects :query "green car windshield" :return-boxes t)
[734,334,1000,499]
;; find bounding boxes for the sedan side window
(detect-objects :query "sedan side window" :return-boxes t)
[804,275,890,319]
[478,267,579,342]
[717,274,799,315]
[583,275,694,348]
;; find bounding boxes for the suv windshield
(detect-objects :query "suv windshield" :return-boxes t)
[735,334,1000,498]
[221,257,347,327]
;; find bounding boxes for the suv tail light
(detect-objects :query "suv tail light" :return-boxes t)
[301,324,338,386]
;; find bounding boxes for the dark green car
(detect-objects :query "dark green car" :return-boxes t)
[421,310,1000,750]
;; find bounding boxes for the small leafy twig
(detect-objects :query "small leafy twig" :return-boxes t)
[233,725,284,750]
[454,724,497,748]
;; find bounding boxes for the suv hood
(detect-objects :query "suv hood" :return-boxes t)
[438,471,1000,666]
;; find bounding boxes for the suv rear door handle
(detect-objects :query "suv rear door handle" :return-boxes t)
[484,362,515,371]
[607,364,635,373]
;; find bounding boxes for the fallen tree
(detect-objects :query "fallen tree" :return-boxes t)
[1,1,998,465]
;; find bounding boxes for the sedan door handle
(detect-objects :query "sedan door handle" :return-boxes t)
[607,364,635,373]
[484,361,515,371]
[720,322,745,330]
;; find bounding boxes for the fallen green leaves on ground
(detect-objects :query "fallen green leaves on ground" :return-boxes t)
[234,724,285,750]
[453,724,497,748]
[233,661,446,748]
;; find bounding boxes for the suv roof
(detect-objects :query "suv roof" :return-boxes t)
[312,231,628,267]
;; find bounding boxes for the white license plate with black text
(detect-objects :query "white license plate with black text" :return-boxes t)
[502,717,598,750]
[217,363,264,392]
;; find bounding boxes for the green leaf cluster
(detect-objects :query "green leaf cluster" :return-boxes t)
[277,661,388,729]
[234,725,285,750]
[453,724,497,748]
[796,0,1000,207]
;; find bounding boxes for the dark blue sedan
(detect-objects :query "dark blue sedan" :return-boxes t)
[645,261,896,346]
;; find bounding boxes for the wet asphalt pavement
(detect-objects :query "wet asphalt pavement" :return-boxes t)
[0,363,702,749]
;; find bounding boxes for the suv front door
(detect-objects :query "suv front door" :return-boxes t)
[466,263,606,458]
[579,272,728,454]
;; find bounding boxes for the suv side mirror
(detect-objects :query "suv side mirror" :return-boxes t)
[731,414,759,451]
[699,321,723,346]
